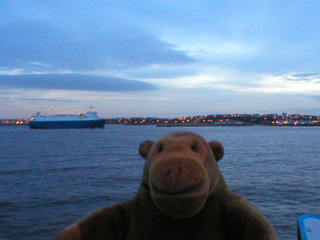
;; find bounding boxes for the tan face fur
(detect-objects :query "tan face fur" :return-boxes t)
[139,132,224,219]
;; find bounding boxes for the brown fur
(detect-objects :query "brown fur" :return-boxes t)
[57,131,278,240]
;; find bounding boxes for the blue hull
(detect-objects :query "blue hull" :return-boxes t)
[29,119,105,129]
[298,214,320,240]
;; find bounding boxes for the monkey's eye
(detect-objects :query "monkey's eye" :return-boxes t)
[191,143,198,152]
[158,143,164,153]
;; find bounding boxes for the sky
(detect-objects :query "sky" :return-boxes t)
[1,0,320,118]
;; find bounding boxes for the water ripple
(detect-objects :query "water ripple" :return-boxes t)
[1,126,320,239]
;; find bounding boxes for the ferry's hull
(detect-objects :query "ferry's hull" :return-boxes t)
[29,119,105,129]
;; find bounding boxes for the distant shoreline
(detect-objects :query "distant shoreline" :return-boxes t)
[2,112,320,127]
[156,124,320,127]
[156,123,252,127]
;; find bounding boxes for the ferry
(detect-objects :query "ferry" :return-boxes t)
[29,107,105,129]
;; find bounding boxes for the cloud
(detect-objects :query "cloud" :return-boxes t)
[310,96,320,102]
[0,74,158,92]
[0,20,195,72]
[239,74,320,94]
[17,97,80,102]
[284,73,320,82]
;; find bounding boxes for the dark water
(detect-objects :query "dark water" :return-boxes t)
[1,125,319,239]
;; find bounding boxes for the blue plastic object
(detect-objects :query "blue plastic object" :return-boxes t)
[298,214,320,240]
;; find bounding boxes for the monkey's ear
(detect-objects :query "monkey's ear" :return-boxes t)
[56,224,81,240]
[139,140,154,159]
[208,141,224,162]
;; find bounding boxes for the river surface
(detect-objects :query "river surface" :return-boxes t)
[1,125,320,239]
